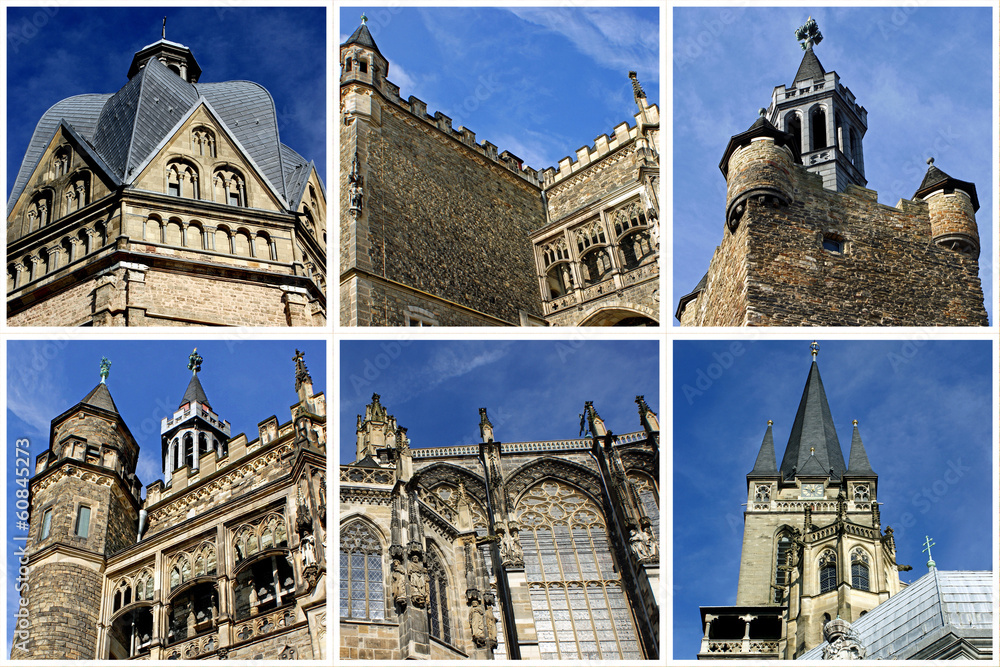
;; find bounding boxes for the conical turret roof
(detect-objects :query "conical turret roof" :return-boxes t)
[793,48,826,84]
[913,161,979,212]
[343,21,384,59]
[180,373,211,409]
[749,421,778,475]
[779,360,847,480]
[846,421,876,475]
[80,382,120,414]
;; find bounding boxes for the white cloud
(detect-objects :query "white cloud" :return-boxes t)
[7,343,68,436]
[387,60,416,95]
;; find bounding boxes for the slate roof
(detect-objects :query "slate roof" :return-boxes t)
[799,570,993,660]
[749,421,778,476]
[8,43,316,214]
[342,23,385,60]
[846,422,876,475]
[180,373,211,409]
[778,360,847,480]
[80,382,120,414]
[674,272,707,321]
[913,163,980,212]
[793,48,826,84]
[719,115,800,177]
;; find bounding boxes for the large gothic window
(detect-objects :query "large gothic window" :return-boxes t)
[850,548,870,591]
[819,550,837,593]
[340,521,385,621]
[773,534,792,603]
[518,480,641,660]
[425,548,452,645]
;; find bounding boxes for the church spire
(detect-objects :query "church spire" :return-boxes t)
[778,343,847,480]
[846,419,875,475]
[749,420,778,475]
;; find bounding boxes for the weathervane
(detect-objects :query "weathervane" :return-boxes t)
[810,341,820,359]
[99,357,111,384]
[795,16,823,51]
[922,535,936,570]
[188,348,203,375]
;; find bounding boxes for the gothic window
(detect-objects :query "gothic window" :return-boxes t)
[819,550,837,593]
[191,126,217,157]
[542,238,569,267]
[849,128,861,166]
[580,248,612,285]
[75,505,91,538]
[773,534,792,603]
[233,513,289,565]
[26,191,52,231]
[754,484,771,503]
[167,581,219,644]
[545,264,573,299]
[233,554,293,621]
[784,113,802,153]
[425,548,452,645]
[167,160,199,199]
[109,606,153,658]
[53,146,71,176]
[214,167,246,207]
[168,542,217,591]
[40,508,52,540]
[340,521,385,621]
[628,472,659,541]
[575,220,607,253]
[611,201,646,238]
[183,433,195,468]
[810,106,827,151]
[851,549,870,591]
[620,230,652,270]
[518,480,641,660]
[853,484,870,503]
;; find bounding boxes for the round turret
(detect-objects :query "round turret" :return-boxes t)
[720,115,800,231]
[914,160,980,258]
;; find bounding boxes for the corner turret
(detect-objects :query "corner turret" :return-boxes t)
[914,158,980,258]
[340,14,389,89]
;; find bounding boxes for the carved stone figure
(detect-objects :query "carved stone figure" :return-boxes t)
[391,558,407,604]
[469,597,487,648]
[643,527,658,559]
[821,617,866,660]
[629,528,650,560]
[408,554,428,608]
[300,533,316,567]
[484,596,499,649]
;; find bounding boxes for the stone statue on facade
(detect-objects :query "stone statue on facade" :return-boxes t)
[391,557,407,604]
[484,593,499,649]
[408,553,428,608]
[469,597,487,648]
[300,533,316,567]
[629,528,651,561]
[349,151,364,216]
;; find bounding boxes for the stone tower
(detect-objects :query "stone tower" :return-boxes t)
[676,18,987,327]
[160,348,231,487]
[767,16,867,192]
[698,343,903,660]
[12,359,143,659]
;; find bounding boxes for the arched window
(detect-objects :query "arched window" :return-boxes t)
[93,221,106,249]
[37,248,50,277]
[144,216,163,243]
[518,479,641,660]
[851,549,870,591]
[784,113,802,153]
[425,548,452,644]
[849,128,861,166]
[53,146,71,176]
[26,191,52,231]
[620,230,652,270]
[545,264,573,299]
[183,433,194,468]
[773,533,792,603]
[78,229,92,256]
[166,160,199,199]
[233,229,252,256]
[611,202,646,238]
[214,167,246,207]
[215,225,233,254]
[819,550,837,593]
[580,248,612,285]
[191,126,216,157]
[61,237,74,267]
[340,521,385,621]
[810,106,827,151]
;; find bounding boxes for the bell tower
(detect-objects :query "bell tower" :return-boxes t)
[766,17,867,192]
[700,342,903,660]
[13,358,143,659]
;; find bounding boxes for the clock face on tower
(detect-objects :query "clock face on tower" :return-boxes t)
[801,483,824,499]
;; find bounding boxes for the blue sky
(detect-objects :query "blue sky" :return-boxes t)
[6,6,326,199]
[6,339,326,653]
[339,339,660,464]
[340,6,660,171]
[673,339,994,659]
[673,7,994,322]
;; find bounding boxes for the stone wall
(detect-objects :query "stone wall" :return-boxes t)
[545,145,641,224]
[342,274,509,327]
[682,163,988,326]
[11,562,102,659]
[341,620,401,660]
[347,101,545,325]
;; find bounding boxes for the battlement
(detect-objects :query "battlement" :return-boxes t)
[342,60,657,191]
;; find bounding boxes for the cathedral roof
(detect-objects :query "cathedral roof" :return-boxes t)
[749,421,778,476]
[778,360,847,480]
[80,382,120,414]
[799,570,993,660]
[342,22,385,60]
[913,162,980,212]
[793,47,826,84]
[180,373,211,409]
[8,49,315,214]
[846,421,876,476]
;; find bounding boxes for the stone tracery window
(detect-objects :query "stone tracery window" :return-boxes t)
[773,533,792,603]
[166,159,199,199]
[853,484,870,503]
[542,238,569,267]
[612,201,647,237]
[233,512,288,565]
[517,480,641,660]
[340,520,385,621]
[628,472,659,541]
[819,549,837,593]
[191,126,217,157]
[575,220,606,253]
[425,548,452,645]
[214,167,246,207]
[850,548,870,591]
[168,541,217,590]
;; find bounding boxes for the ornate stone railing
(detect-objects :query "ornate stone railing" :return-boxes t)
[420,493,456,522]
[703,639,779,655]
[579,278,615,302]
[622,260,657,285]
[409,432,646,459]
[774,501,837,512]
[234,607,296,643]
[340,467,394,485]
[165,632,218,659]
[547,292,576,313]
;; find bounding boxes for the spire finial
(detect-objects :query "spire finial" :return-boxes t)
[628,70,646,103]
[810,340,820,360]
[162,16,166,40]
[294,349,312,391]
[795,16,823,51]
[767,419,773,426]
[927,157,935,166]
[922,535,937,570]
[853,419,858,426]
[360,12,368,26]
[758,107,766,117]
[99,357,111,384]
[188,347,203,375]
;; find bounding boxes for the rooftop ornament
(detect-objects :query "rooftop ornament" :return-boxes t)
[810,340,820,359]
[795,16,823,51]
[188,347,203,375]
[99,357,111,384]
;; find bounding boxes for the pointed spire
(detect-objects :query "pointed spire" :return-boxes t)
[914,157,980,212]
[793,48,826,84]
[180,348,211,409]
[846,420,876,475]
[343,16,385,59]
[779,344,847,480]
[750,420,778,475]
[294,349,312,392]
[80,382,120,415]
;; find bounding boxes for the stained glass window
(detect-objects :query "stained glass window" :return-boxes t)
[518,480,641,660]
[340,521,385,621]
[851,548,870,591]
[426,549,452,644]
[819,550,837,593]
